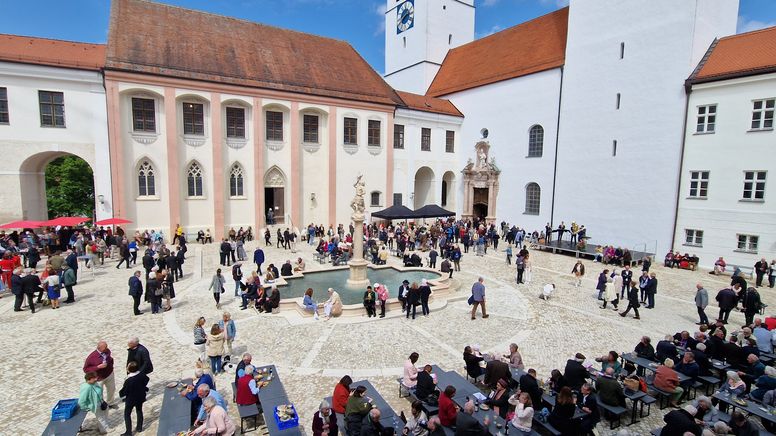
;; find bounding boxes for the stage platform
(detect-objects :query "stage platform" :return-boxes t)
[531,238,654,267]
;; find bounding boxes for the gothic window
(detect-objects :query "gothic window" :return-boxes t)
[137,160,156,197]
[187,162,204,197]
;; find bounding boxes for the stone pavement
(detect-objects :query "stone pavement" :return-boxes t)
[2,233,770,435]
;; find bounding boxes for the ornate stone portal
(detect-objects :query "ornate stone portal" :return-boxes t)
[347,175,370,286]
[462,137,500,222]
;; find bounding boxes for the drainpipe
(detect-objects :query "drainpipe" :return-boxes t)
[550,66,564,227]
[671,82,693,252]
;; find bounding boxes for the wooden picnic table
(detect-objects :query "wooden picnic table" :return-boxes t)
[157,378,193,436]
[712,391,776,425]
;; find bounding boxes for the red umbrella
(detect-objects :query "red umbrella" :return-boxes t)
[45,216,91,227]
[0,220,45,229]
[95,218,133,226]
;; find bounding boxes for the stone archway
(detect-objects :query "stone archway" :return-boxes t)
[441,171,456,210]
[413,166,435,209]
[264,166,286,225]
[14,151,96,222]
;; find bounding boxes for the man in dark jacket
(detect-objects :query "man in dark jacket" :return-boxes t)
[564,353,590,390]
[577,383,600,436]
[454,401,487,436]
[483,359,510,389]
[619,282,641,319]
[21,268,43,309]
[518,369,543,409]
[142,252,155,279]
[716,287,737,323]
[128,271,144,316]
[280,261,293,277]
[119,361,149,435]
[595,368,625,407]
[166,252,179,282]
[644,272,658,308]
[635,336,656,361]
[127,338,153,375]
[662,405,702,436]
[253,247,265,274]
[742,287,761,326]
[360,409,385,436]
[11,268,25,312]
[656,336,679,363]
[415,365,438,403]
[692,343,712,376]
[175,249,185,278]
[219,239,231,266]
[62,264,76,303]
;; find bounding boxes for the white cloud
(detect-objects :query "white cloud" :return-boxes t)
[476,24,503,38]
[737,16,776,33]
[539,0,569,7]
[374,2,387,37]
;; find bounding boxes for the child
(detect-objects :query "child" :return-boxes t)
[505,246,513,265]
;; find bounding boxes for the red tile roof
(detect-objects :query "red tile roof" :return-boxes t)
[0,34,105,71]
[105,0,402,106]
[691,26,776,83]
[396,91,463,117]
[426,7,568,97]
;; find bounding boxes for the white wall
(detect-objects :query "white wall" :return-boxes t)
[553,0,738,254]
[393,108,462,212]
[385,0,475,94]
[675,73,776,268]
[444,68,562,232]
[0,61,111,223]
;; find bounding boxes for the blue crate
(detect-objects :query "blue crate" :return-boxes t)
[51,399,79,421]
[273,404,299,430]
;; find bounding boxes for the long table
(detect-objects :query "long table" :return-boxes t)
[621,353,691,384]
[712,391,776,425]
[257,365,303,436]
[432,367,507,435]
[157,378,193,436]
[352,380,396,419]
[42,409,87,436]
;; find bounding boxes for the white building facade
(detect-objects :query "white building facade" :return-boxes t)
[674,28,776,269]
[0,36,112,225]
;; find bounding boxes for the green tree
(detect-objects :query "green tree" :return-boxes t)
[45,155,94,219]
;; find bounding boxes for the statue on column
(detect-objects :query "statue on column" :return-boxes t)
[350,174,366,220]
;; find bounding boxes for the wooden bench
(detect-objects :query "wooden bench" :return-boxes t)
[596,398,628,429]
[698,375,721,395]
[237,403,261,434]
[532,417,562,436]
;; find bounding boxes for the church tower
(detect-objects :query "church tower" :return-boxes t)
[384,0,475,95]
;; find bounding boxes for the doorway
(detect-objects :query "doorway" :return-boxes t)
[265,187,285,225]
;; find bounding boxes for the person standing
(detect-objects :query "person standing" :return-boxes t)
[218,312,236,359]
[742,287,761,326]
[397,279,409,311]
[419,279,431,317]
[645,272,658,309]
[596,270,608,300]
[769,260,776,288]
[638,271,650,304]
[62,264,76,304]
[253,247,265,275]
[21,268,43,309]
[116,242,131,269]
[208,269,226,309]
[206,324,226,375]
[470,277,488,320]
[11,267,25,312]
[695,283,709,325]
[755,258,768,287]
[375,283,388,318]
[515,254,525,284]
[78,372,110,434]
[126,337,154,376]
[571,261,585,288]
[428,248,438,269]
[118,361,148,436]
[505,246,512,265]
[619,281,641,319]
[715,287,737,324]
[83,341,117,409]
[620,265,633,299]
[141,251,154,280]
[218,239,231,266]
[231,263,243,297]
[405,283,419,320]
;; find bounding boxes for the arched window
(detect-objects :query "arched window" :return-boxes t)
[187,162,204,197]
[138,160,156,197]
[229,164,244,197]
[528,125,543,157]
[525,183,541,215]
[370,191,381,207]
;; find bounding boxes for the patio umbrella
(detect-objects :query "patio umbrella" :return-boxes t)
[45,216,91,227]
[412,204,455,218]
[95,218,133,225]
[0,220,45,229]
[371,204,417,220]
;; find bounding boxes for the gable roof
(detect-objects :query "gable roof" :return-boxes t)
[396,91,463,117]
[0,34,105,71]
[426,7,568,97]
[106,0,402,106]
[690,25,776,84]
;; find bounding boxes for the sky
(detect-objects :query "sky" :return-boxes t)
[2,0,775,75]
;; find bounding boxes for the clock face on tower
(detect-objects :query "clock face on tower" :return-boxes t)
[396,0,415,34]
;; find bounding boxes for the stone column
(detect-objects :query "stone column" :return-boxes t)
[347,214,369,286]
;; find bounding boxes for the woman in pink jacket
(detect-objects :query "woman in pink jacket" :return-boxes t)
[375,282,389,318]
[190,397,236,435]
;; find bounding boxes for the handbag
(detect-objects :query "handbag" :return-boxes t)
[467,295,474,305]
[100,400,108,411]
